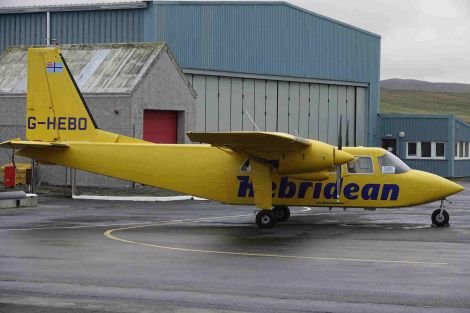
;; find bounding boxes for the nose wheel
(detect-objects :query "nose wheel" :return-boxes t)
[432,208,449,227]
[432,200,450,227]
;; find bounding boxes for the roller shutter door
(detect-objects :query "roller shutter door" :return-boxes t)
[188,74,368,146]
[143,110,177,144]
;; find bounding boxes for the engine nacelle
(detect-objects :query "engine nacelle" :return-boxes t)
[277,140,352,175]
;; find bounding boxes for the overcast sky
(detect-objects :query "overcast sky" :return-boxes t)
[3,0,470,84]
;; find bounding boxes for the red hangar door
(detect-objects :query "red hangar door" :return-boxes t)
[143,110,177,144]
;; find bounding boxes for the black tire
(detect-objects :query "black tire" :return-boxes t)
[432,209,449,227]
[256,210,277,228]
[272,206,290,222]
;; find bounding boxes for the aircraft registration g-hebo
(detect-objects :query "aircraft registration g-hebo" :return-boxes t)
[0,47,464,228]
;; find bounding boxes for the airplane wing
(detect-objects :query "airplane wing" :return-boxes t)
[0,139,69,149]
[187,131,311,152]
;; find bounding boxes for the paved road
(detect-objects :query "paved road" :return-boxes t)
[1,185,470,313]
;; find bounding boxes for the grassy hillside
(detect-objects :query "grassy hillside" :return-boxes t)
[380,88,470,123]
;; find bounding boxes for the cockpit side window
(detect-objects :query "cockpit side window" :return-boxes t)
[378,151,411,174]
[347,156,374,174]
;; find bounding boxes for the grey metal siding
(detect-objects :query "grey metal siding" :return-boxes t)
[455,119,470,141]
[380,116,449,142]
[50,9,144,44]
[0,13,46,54]
[190,74,367,146]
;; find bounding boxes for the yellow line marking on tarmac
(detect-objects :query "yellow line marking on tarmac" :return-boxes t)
[104,214,448,266]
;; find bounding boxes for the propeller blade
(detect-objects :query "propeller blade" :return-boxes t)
[336,165,342,201]
[338,114,343,150]
[345,119,350,147]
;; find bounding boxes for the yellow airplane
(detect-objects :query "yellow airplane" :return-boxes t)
[0,47,464,228]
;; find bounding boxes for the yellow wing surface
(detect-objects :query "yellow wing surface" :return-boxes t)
[187,131,311,152]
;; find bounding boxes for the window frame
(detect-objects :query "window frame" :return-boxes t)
[406,141,446,160]
[455,141,470,160]
[346,156,375,175]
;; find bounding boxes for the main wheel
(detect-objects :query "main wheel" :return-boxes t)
[256,210,277,228]
[272,206,290,222]
[432,209,449,227]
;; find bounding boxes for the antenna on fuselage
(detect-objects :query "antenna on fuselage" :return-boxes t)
[244,110,260,132]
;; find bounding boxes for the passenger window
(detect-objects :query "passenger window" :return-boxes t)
[347,157,373,174]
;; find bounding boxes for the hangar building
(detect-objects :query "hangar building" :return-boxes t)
[0,1,381,187]
[380,114,470,177]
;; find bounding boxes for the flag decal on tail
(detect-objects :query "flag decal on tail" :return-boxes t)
[46,62,63,73]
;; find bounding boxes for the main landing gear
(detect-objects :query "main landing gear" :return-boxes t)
[431,199,450,227]
[255,206,290,228]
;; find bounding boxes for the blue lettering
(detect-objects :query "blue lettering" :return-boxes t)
[312,183,322,199]
[381,184,399,200]
[272,182,277,197]
[344,183,360,200]
[58,117,66,130]
[78,118,87,130]
[68,117,77,130]
[298,182,313,198]
[324,183,337,199]
[27,116,36,129]
[237,176,253,197]
[278,177,296,198]
[362,184,380,200]
[47,117,56,130]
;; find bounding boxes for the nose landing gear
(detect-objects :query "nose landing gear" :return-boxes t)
[432,199,450,227]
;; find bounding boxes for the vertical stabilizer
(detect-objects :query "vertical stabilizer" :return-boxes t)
[26,47,98,142]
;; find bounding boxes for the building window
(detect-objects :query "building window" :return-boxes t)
[455,141,470,159]
[406,141,446,159]
[436,142,445,158]
[407,142,417,157]
[421,142,431,158]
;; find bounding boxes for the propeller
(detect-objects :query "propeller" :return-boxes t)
[336,115,343,201]
[345,119,350,147]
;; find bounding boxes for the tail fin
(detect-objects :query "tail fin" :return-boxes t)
[26,47,99,142]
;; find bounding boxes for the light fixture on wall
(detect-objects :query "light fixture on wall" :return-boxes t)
[398,131,405,138]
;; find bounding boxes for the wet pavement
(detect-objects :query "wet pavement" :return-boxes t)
[1,184,470,313]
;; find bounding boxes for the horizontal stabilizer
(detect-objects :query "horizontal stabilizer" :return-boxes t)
[187,132,311,152]
[0,139,69,149]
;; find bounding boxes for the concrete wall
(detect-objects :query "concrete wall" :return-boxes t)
[132,47,196,143]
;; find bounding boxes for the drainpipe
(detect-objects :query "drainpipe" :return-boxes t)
[46,11,50,46]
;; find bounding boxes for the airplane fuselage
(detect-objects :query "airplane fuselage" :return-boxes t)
[18,144,460,209]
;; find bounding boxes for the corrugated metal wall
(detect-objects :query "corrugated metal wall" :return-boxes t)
[0,9,144,54]
[0,13,46,54]
[187,73,366,145]
[453,119,470,177]
[145,2,380,145]
[50,9,144,44]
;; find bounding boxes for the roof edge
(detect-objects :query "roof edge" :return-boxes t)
[0,1,147,14]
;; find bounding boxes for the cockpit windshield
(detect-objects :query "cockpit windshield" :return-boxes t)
[378,151,411,174]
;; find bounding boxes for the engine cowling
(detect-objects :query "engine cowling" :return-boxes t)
[277,140,353,175]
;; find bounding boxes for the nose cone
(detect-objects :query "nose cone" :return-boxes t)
[440,179,464,197]
[334,148,354,165]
